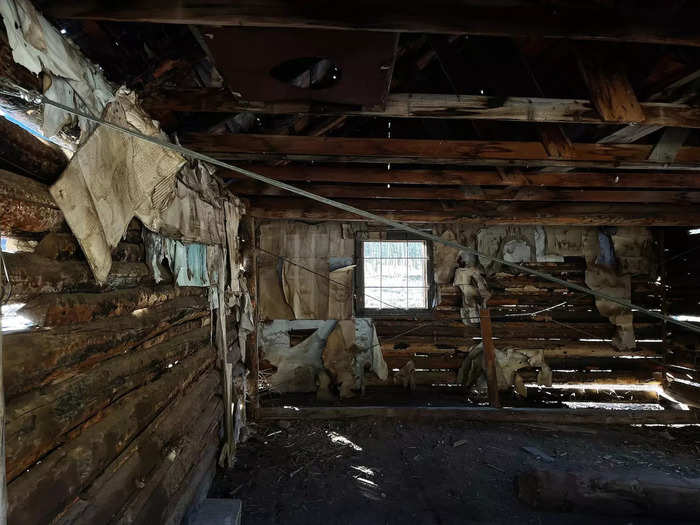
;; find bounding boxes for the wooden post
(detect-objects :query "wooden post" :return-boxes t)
[0,255,8,525]
[241,216,260,420]
[479,308,501,408]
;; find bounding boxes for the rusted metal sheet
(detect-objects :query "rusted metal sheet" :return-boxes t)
[206,27,397,107]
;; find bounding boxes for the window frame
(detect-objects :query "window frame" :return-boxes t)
[355,233,436,318]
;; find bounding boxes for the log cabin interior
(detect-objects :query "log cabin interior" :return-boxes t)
[1,1,700,523]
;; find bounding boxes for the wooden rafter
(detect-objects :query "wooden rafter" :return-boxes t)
[183,133,700,170]
[231,181,700,205]
[45,2,700,47]
[223,165,700,189]
[144,90,700,129]
[247,197,700,225]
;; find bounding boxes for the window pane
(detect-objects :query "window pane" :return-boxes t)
[407,258,426,287]
[381,241,406,258]
[406,241,426,258]
[407,288,428,308]
[365,287,382,308]
[381,257,407,287]
[382,288,407,309]
[363,258,381,287]
[363,241,380,258]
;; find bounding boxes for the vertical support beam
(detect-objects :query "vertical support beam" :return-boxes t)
[0,253,7,525]
[241,215,260,420]
[479,308,501,408]
[577,42,645,123]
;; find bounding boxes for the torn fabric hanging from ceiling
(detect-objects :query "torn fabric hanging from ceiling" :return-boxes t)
[50,88,185,283]
[0,0,113,144]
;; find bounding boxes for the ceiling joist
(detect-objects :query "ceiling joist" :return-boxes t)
[182,134,700,170]
[45,1,700,47]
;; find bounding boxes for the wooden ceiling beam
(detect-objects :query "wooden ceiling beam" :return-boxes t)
[45,2,700,47]
[223,165,700,189]
[231,179,700,205]
[247,196,700,225]
[576,42,645,123]
[182,133,700,170]
[144,90,700,129]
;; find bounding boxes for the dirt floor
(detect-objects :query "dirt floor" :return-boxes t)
[210,417,700,525]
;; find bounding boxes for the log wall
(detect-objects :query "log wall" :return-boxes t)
[1,172,223,523]
[255,219,674,406]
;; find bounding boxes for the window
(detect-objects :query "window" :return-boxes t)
[359,239,432,312]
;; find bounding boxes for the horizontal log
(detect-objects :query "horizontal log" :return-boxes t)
[147,90,700,128]
[665,380,700,408]
[260,406,700,424]
[368,369,657,387]
[184,134,700,170]
[55,370,221,524]
[377,321,659,342]
[46,2,700,47]
[6,326,212,481]
[382,342,660,359]
[4,295,210,399]
[19,285,205,327]
[116,403,220,523]
[232,179,700,204]
[0,170,64,235]
[162,439,219,525]
[517,469,700,520]
[7,348,215,525]
[0,118,68,184]
[3,253,155,302]
[227,165,700,190]
[248,197,700,225]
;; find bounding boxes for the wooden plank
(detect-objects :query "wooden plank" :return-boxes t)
[232,179,700,204]
[183,133,700,170]
[647,127,691,163]
[145,90,700,128]
[576,43,645,123]
[260,406,700,424]
[44,2,700,47]
[226,165,700,189]
[597,68,700,145]
[247,197,700,226]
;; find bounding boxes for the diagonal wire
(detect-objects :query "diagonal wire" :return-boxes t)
[7,85,698,336]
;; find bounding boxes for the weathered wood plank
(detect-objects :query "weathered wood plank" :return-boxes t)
[225,165,700,189]
[6,348,215,525]
[20,285,203,327]
[576,43,645,123]
[6,326,211,481]
[3,295,210,398]
[44,2,700,47]
[53,370,221,524]
[146,90,700,128]
[260,406,700,424]
[183,133,700,169]
[3,253,155,302]
[248,197,700,225]
[233,179,700,204]
[0,170,64,235]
